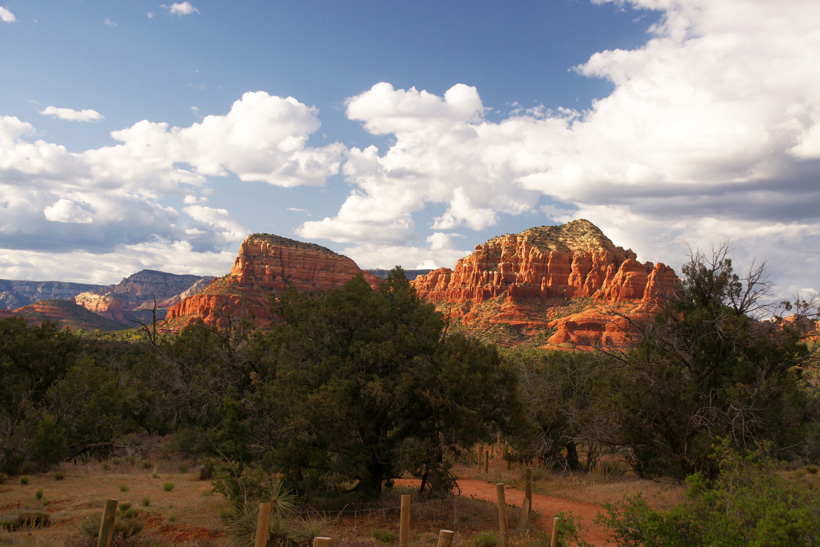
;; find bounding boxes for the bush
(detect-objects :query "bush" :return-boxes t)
[595,441,820,546]
[119,484,129,492]
[54,472,64,481]
[35,489,43,500]
[141,497,150,507]
[370,528,398,544]
[19,475,29,485]
[1,510,51,530]
[162,482,174,492]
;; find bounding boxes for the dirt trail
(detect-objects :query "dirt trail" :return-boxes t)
[398,478,609,546]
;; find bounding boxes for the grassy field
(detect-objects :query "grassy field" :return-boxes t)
[0,448,690,547]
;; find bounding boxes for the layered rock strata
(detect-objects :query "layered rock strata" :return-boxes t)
[73,270,215,324]
[164,234,379,330]
[412,219,679,349]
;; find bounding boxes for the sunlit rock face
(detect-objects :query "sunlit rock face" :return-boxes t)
[73,270,215,324]
[412,220,679,349]
[164,234,379,331]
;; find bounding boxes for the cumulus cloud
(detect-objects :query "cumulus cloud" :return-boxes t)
[0,6,15,23]
[40,106,104,123]
[301,0,820,295]
[0,92,342,279]
[162,2,199,16]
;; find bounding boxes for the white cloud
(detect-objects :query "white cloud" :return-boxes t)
[0,6,15,23]
[163,2,200,16]
[43,199,94,224]
[298,0,820,295]
[103,18,117,27]
[0,92,341,267]
[147,11,154,19]
[40,106,104,123]
[0,241,236,284]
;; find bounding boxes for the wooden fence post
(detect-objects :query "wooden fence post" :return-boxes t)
[399,494,411,546]
[437,529,455,547]
[496,483,508,547]
[96,499,118,547]
[255,502,272,547]
[520,497,530,536]
[525,466,533,509]
[313,538,332,547]
[550,516,560,547]
[484,450,490,473]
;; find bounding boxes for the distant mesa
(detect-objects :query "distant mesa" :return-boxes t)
[12,299,132,332]
[73,269,215,326]
[163,233,380,331]
[411,219,679,349]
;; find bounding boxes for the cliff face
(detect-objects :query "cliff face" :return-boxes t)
[13,299,131,332]
[73,270,215,325]
[164,234,379,331]
[411,220,679,349]
[0,279,101,310]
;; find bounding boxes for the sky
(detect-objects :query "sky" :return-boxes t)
[0,0,818,302]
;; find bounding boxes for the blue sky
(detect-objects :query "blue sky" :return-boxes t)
[1,0,818,302]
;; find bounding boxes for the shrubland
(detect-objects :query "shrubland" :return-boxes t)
[0,254,818,544]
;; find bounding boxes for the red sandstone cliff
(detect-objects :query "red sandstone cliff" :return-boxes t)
[411,220,679,349]
[164,234,379,331]
[73,270,215,325]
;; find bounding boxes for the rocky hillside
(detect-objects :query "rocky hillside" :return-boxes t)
[163,234,379,331]
[0,279,101,310]
[411,219,679,349]
[73,270,215,325]
[12,299,131,332]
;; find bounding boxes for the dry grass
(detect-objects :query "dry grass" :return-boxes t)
[1,446,687,546]
[0,455,225,546]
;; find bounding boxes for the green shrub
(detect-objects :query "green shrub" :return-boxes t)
[472,531,499,547]
[806,465,818,474]
[370,528,398,544]
[162,482,174,492]
[141,497,150,507]
[2,511,51,530]
[35,489,43,500]
[54,472,64,481]
[142,460,153,469]
[119,484,129,492]
[595,441,820,546]
[81,510,142,542]
[178,463,190,473]
[19,476,29,485]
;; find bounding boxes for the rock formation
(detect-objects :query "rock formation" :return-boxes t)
[411,220,679,349]
[73,270,215,325]
[164,234,379,331]
[12,299,130,332]
[0,279,101,310]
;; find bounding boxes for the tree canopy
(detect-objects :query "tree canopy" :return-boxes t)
[251,269,520,496]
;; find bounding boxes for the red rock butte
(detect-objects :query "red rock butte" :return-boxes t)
[164,234,379,331]
[411,219,679,349]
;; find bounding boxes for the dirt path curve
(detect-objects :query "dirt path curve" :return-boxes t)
[397,478,609,546]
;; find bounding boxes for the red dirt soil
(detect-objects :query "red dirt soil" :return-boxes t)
[398,478,609,546]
